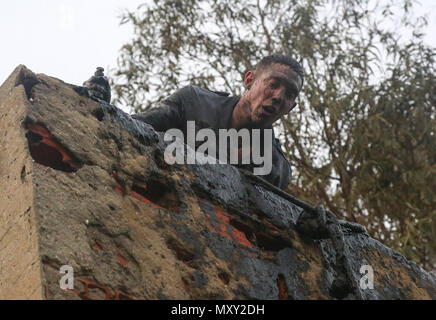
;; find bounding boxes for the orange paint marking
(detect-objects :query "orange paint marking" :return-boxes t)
[261,218,282,232]
[114,291,134,300]
[131,191,162,209]
[204,205,252,249]
[231,227,252,248]
[278,277,288,300]
[75,278,111,300]
[116,248,128,267]
[117,254,127,267]
[115,183,123,196]
[181,279,188,291]
[136,182,148,189]
[111,172,124,196]
[54,276,135,300]
[43,263,58,271]
[27,124,75,166]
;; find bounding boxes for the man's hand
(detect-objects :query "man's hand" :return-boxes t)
[83,67,111,103]
[296,204,330,239]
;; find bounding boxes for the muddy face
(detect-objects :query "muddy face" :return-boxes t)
[241,63,302,128]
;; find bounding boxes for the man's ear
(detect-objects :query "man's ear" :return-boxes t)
[244,71,255,90]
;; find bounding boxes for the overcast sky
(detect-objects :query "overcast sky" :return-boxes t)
[1,0,435,113]
[0,0,144,98]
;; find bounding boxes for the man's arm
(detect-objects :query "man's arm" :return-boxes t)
[131,86,190,132]
[81,68,185,132]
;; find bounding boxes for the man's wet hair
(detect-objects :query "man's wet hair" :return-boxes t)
[255,54,304,88]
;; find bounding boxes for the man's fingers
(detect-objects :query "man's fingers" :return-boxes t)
[88,90,105,100]
[82,69,111,103]
[84,82,109,101]
[85,83,106,93]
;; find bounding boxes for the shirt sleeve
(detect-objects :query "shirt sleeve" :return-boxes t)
[131,86,192,131]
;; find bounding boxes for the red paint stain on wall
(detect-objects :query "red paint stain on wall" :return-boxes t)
[111,171,125,196]
[115,183,123,196]
[181,279,188,291]
[72,278,135,300]
[116,248,128,267]
[205,205,252,249]
[131,183,162,209]
[277,276,288,300]
[43,264,134,300]
[43,263,58,271]
[26,124,80,172]
[114,291,134,300]
[261,218,282,232]
[117,254,127,267]
[74,278,111,300]
[132,191,162,209]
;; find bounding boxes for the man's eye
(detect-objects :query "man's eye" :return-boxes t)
[269,81,279,89]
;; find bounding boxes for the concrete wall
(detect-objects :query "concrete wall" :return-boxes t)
[0,65,434,300]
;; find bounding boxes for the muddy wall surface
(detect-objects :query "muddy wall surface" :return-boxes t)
[0,65,435,300]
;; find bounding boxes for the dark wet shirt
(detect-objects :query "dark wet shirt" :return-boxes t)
[132,85,291,189]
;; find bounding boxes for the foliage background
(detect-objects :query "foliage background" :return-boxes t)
[110,0,436,270]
